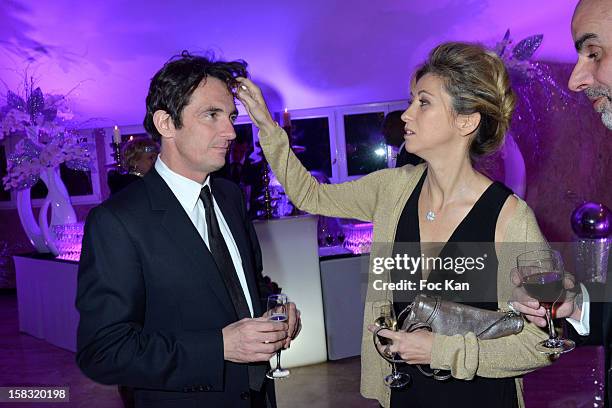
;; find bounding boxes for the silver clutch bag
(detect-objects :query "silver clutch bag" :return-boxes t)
[399,293,524,380]
[399,293,524,338]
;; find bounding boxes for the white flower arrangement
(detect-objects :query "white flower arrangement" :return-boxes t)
[0,76,92,191]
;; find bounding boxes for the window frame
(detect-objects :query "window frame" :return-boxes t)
[0,100,410,209]
[334,100,407,181]
[279,107,339,183]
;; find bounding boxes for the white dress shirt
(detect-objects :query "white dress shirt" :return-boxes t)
[155,157,254,317]
[387,141,407,168]
[566,283,590,336]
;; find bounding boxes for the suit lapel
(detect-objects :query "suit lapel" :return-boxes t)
[211,179,263,317]
[144,169,237,319]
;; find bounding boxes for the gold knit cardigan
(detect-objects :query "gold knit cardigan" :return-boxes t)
[259,126,551,408]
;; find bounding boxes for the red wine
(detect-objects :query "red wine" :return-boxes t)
[522,272,564,308]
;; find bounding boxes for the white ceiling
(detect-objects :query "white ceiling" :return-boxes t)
[0,0,578,128]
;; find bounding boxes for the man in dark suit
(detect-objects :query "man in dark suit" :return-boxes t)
[511,1,612,406]
[76,52,300,408]
[382,110,423,168]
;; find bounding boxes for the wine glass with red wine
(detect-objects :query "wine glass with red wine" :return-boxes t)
[516,249,575,354]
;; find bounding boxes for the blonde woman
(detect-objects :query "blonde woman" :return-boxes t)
[237,42,550,408]
[107,137,159,195]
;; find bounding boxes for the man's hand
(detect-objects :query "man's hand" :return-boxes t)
[285,302,302,348]
[509,268,582,327]
[222,318,288,363]
[263,302,302,349]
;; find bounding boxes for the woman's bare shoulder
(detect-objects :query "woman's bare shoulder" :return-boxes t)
[495,194,520,242]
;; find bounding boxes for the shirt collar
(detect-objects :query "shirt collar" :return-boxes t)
[155,156,209,213]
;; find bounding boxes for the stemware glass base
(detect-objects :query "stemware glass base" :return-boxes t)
[266,368,290,380]
[535,338,575,355]
[384,372,411,388]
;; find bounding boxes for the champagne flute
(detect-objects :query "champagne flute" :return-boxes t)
[372,300,411,388]
[516,249,575,354]
[266,294,290,379]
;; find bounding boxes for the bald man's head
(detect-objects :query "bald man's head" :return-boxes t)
[574,0,612,14]
[569,0,612,130]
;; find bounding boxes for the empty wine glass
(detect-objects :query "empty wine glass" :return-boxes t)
[372,300,411,388]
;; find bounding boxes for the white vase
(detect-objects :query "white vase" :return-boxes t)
[16,166,77,255]
[16,189,48,253]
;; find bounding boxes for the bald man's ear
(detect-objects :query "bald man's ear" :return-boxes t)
[456,112,481,137]
[153,110,175,140]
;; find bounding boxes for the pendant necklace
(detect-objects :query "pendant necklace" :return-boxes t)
[425,181,438,222]
[424,175,475,222]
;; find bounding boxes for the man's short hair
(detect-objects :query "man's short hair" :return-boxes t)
[382,110,405,145]
[385,110,404,122]
[143,51,248,142]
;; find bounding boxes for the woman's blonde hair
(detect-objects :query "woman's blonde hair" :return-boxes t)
[121,137,159,170]
[415,41,515,158]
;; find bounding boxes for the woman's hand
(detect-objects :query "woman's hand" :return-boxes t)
[368,325,434,365]
[235,77,277,133]
[509,267,582,325]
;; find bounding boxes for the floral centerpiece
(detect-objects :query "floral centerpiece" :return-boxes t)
[0,75,93,255]
[1,76,93,191]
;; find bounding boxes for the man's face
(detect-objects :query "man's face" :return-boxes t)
[171,77,238,177]
[568,0,612,130]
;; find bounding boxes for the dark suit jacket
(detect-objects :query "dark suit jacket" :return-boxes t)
[76,169,275,408]
[107,170,141,196]
[568,280,612,408]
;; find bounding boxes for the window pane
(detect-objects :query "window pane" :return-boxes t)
[291,117,331,179]
[60,163,93,196]
[344,112,386,176]
[214,123,254,183]
[234,123,254,156]
[0,145,10,201]
[31,177,48,199]
[32,133,97,199]
[30,165,93,198]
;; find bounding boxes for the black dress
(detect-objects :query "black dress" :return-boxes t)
[390,170,519,408]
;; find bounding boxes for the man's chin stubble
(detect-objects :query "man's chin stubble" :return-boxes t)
[600,109,612,130]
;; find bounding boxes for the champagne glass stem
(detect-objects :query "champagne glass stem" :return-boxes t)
[276,350,282,369]
[545,307,557,340]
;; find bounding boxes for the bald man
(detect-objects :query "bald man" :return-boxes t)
[569,0,612,130]
[511,1,612,406]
